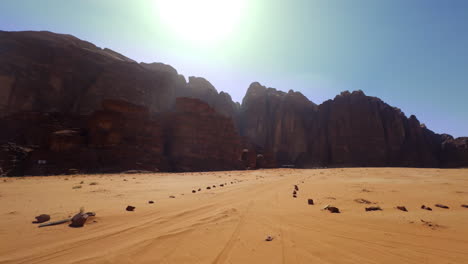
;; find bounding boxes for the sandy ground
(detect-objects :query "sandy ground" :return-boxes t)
[0,168,468,264]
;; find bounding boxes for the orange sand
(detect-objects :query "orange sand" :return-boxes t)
[1,168,468,263]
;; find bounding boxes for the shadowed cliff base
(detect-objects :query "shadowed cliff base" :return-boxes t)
[1,31,467,176]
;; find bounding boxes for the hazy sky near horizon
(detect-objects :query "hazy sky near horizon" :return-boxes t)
[1,0,468,137]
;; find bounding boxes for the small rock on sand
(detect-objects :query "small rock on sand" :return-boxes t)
[265,236,274,241]
[207,187,211,190]
[169,195,176,198]
[307,199,314,205]
[462,204,468,208]
[326,206,340,213]
[33,214,51,224]
[198,188,201,191]
[70,212,89,228]
[435,204,449,209]
[192,190,196,193]
[365,206,382,211]
[396,206,408,212]
[421,205,432,211]
[126,206,135,211]
[148,201,154,204]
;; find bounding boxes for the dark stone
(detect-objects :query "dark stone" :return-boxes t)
[396,206,408,212]
[69,212,89,227]
[421,205,432,211]
[126,206,135,211]
[307,199,314,205]
[33,214,51,224]
[326,206,340,213]
[148,201,154,204]
[435,204,449,209]
[365,206,382,211]
[192,190,196,193]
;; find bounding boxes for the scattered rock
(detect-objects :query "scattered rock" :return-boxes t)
[198,188,201,191]
[435,204,449,209]
[265,236,274,242]
[293,194,297,198]
[72,185,82,189]
[207,187,211,190]
[354,198,372,204]
[148,201,154,204]
[365,206,382,211]
[126,206,135,211]
[462,204,468,208]
[33,214,51,224]
[307,199,314,205]
[192,190,196,193]
[293,190,297,195]
[89,182,98,186]
[69,212,89,227]
[220,184,224,187]
[396,206,408,212]
[323,205,340,213]
[213,185,216,188]
[294,185,299,191]
[421,205,432,211]
[169,195,176,198]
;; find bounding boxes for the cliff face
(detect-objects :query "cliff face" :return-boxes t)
[306,91,442,167]
[1,30,467,175]
[240,82,317,165]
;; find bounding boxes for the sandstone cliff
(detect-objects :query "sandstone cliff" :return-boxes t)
[1,30,467,175]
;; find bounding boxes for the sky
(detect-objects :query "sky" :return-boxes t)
[1,0,467,137]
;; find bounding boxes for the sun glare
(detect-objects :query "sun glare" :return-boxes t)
[153,0,247,45]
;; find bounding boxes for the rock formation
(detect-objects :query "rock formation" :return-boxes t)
[0,30,467,175]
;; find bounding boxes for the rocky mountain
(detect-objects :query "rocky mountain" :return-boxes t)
[0,30,467,175]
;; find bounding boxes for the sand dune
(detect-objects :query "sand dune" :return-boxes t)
[1,168,468,263]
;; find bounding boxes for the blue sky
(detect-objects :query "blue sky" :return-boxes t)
[1,0,467,137]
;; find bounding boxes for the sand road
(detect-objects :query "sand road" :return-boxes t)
[1,168,468,263]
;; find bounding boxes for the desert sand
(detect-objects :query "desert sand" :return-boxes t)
[1,168,468,264]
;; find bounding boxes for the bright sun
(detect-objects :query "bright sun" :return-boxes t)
[153,0,247,45]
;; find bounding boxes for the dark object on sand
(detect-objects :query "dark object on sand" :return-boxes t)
[192,190,196,193]
[396,206,408,212]
[33,214,51,224]
[435,204,449,209]
[39,218,71,228]
[126,206,136,211]
[294,185,299,191]
[293,194,297,198]
[220,184,224,187]
[365,206,382,211]
[169,195,176,198]
[148,201,154,204]
[308,199,314,205]
[213,185,216,188]
[323,205,340,213]
[265,236,274,241]
[70,212,89,227]
[462,204,468,208]
[354,198,372,204]
[207,186,211,189]
[198,188,201,191]
[38,212,95,228]
[421,205,432,211]
[293,190,297,195]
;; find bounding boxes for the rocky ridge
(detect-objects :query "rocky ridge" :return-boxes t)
[1,30,467,175]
